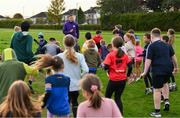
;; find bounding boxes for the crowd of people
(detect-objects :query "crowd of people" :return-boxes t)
[0,15,179,118]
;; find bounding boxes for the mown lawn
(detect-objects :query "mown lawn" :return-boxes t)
[0,28,180,117]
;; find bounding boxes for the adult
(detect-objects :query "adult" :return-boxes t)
[63,15,80,52]
[141,28,178,117]
[10,21,34,64]
[0,48,38,103]
[57,35,89,117]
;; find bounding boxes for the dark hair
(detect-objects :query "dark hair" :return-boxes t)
[49,37,56,41]
[128,29,135,34]
[112,36,124,58]
[64,35,78,64]
[85,32,92,40]
[136,41,140,46]
[81,74,102,109]
[144,33,151,40]
[96,30,102,34]
[162,35,169,43]
[168,29,175,35]
[52,56,64,71]
[112,29,119,35]
[21,21,30,31]
[107,43,112,50]
[100,40,106,45]
[151,28,161,37]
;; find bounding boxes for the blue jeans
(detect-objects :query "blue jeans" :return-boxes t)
[89,68,97,74]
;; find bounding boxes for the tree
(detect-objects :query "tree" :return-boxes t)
[77,7,85,24]
[13,13,23,19]
[48,0,65,24]
[145,0,163,11]
[97,0,142,15]
[162,0,180,11]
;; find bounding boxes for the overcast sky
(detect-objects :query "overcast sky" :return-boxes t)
[0,0,97,18]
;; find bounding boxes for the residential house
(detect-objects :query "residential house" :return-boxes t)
[0,15,6,20]
[30,12,48,24]
[62,9,78,23]
[84,7,100,24]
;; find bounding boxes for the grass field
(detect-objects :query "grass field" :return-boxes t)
[0,28,180,117]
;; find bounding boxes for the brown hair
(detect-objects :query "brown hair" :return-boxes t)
[100,40,106,46]
[35,54,64,72]
[151,28,161,37]
[64,35,78,64]
[0,80,41,117]
[112,29,119,35]
[112,36,124,58]
[125,33,136,45]
[81,74,102,109]
[144,33,151,40]
[168,29,175,35]
[87,40,96,48]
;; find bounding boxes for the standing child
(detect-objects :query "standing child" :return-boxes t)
[135,39,143,80]
[167,29,176,46]
[124,33,136,83]
[41,55,70,117]
[104,36,130,115]
[100,40,109,60]
[139,33,153,95]
[42,38,62,56]
[77,74,122,117]
[93,30,103,50]
[83,40,101,74]
[114,24,125,38]
[58,35,89,117]
[14,26,21,32]
[82,32,98,53]
[162,35,177,91]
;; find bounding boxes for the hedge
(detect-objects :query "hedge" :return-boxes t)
[0,19,101,30]
[101,12,180,31]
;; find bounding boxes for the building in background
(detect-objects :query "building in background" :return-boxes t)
[30,12,48,24]
[62,9,78,23]
[84,7,100,24]
[0,15,6,20]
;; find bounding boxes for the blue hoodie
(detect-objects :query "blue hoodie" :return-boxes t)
[63,21,79,39]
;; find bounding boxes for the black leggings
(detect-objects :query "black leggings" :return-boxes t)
[168,73,175,83]
[127,59,134,77]
[69,91,79,118]
[144,72,152,88]
[105,80,126,115]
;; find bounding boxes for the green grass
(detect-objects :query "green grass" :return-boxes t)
[0,28,180,117]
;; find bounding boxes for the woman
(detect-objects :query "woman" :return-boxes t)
[0,80,41,117]
[57,34,89,117]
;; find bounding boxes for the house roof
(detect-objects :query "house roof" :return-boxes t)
[0,15,5,18]
[84,7,100,14]
[63,9,78,15]
[30,12,48,18]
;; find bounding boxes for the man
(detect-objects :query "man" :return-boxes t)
[0,48,38,103]
[141,28,178,117]
[10,21,34,64]
[63,15,80,52]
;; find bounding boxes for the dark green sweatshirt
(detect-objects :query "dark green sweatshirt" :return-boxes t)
[10,32,34,64]
[0,48,38,103]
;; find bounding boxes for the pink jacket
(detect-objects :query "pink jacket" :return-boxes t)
[135,45,143,62]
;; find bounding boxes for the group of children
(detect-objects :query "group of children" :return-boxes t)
[0,21,178,118]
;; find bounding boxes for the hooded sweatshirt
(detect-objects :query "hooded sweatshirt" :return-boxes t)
[10,32,34,64]
[0,48,38,103]
[63,21,79,39]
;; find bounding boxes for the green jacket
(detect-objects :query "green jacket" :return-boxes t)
[10,32,34,64]
[0,48,38,103]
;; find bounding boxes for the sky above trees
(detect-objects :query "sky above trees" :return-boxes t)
[0,0,97,18]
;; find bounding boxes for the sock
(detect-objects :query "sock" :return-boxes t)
[155,109,160,113]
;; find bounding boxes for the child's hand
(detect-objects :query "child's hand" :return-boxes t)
[173,67,179,74]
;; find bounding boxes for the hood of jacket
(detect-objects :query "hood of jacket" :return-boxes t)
[2,48,17,61]
[15,31,29,41]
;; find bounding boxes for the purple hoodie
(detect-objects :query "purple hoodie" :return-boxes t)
[63,21,79,39]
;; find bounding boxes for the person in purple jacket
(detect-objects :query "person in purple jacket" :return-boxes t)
[63,15,80,52]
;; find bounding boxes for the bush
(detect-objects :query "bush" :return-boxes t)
[101,12,180,31]
[0,19,33,28]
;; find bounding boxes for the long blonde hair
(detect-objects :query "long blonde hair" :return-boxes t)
[64,35,78,64]
[0,80,41,117]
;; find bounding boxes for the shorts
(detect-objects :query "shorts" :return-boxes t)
[152,74,170,89]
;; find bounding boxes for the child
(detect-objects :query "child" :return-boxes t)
[104,36,130,115]
[128,29,140,41]
[82,32,98,53]
[14,26,21,32]
[0,80,41,117]
[162,35,177,91]
[77,74,122,117]
[41,55,70,117]
[114,24,125,38]
[139,33,153,95]
[135,39,143,80]
[100,40,109,60]
[58,34,89,117]
[167,29,176,46]
[83,40,101,74]
[113,29,121,37]
[93,30,103,49]
[42,38,62,56]
[34,32,48,55]
[124,33,136,83]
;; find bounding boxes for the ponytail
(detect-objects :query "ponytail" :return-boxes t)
[90,90,102,109]
[65,48,78,64]
[116,48,124,58]
[125,33,136,45]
